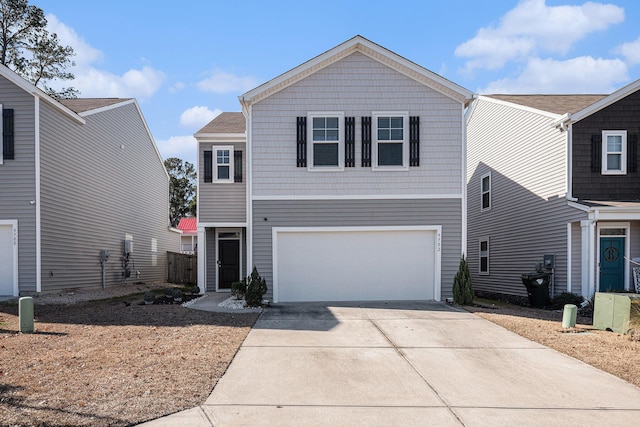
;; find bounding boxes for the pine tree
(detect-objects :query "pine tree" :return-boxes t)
[452,255,473,305]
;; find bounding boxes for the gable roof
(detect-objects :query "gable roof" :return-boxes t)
[177,217,197,234]
[195,112,245,136]
[58,98,132,114]
[567,78,640,124]
[239,35,474,111]
[485,94,607,115]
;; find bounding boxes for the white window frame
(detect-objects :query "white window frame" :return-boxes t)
[481,172,491,211]
[372,111,409,170]
[307,112,344,171]
[479,238,489,275]
[213,145,234,183]
[601,130,627,175]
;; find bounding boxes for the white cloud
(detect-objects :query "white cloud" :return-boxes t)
[45,14,165,99]
[480,56,628,94]
[197,70,258,94]
[169,82,186,93]
[155,135,198,165]
[455,0,624,71]
[180,106,222,129]
[616,37,640,65]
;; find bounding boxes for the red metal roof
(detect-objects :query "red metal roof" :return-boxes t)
[177,217,197,234]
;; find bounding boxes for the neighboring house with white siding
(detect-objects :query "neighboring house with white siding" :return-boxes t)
[0,65,179,297]
[467,80,640,300]
[196,36,474,303]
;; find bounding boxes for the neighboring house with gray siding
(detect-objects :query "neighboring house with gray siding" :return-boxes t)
[467,80,640,300]
[0,65,179,297]
[196,36,474,303]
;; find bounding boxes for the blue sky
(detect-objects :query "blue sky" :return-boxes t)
[35,0,640,166]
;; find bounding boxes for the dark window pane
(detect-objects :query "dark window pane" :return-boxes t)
[326,129,339,141]
[390,129,403,140]
[378,129,390,140]
[326,117,338,128]
[480,257,488,272]
[313,117,325,129]
[217,165,230,180]
[480,241,488,251]
[313,143,338,166]
[482,176,490,192]
[390,117,403,128]
[313,129,325,141]
[482,193,490,209]
[378,117,390,128]
[378,142,403,166]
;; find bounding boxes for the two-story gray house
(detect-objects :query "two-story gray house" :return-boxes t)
[196,36,474,303]
[0,65,179,297]
[467,79,640,301]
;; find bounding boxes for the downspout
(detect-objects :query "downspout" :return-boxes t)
[240,96,252,277]
[461,94,477,257]
[34,96,42,293]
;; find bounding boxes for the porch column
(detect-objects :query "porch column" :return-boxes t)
[197,227,206,294]
[580,219,596,298]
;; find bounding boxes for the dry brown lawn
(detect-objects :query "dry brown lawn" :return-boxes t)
[0,288,259,427]
[1,288,639,427]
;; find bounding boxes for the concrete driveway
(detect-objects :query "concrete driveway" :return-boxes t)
[145,301,640,426]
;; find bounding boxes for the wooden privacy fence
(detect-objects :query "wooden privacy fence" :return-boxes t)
[167,251,197,285]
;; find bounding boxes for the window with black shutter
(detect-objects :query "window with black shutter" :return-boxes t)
[345,117,355,167]
[628,134,637,173]
[234,150,243,182]
[203,150,212,182]
[2,108,14,161]
[296,116,307,167]
[409,116,419,166]
[361,116,371,167]
[591,134,602,172]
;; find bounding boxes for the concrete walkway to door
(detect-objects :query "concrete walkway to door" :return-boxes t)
[141,301,640,426]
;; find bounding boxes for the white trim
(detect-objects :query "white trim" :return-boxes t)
[307,112,344,171]
[215,228,243,292]
[461,103,468,256]
[197,222,247,228]
[272,225,442,303]
[371,112,409,170]
[566,123,573,199]
[0,219,19,296]
[480,172,491,211]
[212,145,235,183]
[35,97,41,293]
[567,201,591,212]
[239,36,473,109]
[601,130,627,175]
[580,220,593,298]
[596,222,631,292]
[195,132,246,140]
[246,106,253,277]
[197,228,206,294]
[252,193,463,201]
[566,223,572,293]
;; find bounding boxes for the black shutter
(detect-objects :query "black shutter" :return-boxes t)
[629,134,638,173]
[234,150,243,182]
[3,108,14,160]
[296,116,306,167]
[409,116,420,167]
[203,150,212,182]
[361,116,371,167]
[591,134,601,172]
[345,117,355,167]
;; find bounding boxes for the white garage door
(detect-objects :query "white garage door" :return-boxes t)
[273,226,440,303]
[0,222,18,296]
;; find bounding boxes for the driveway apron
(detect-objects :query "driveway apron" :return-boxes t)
[200,302,640,426]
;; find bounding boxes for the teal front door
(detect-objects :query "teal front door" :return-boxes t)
[599,237,625,292]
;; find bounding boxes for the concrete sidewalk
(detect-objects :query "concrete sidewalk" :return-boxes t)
[139,301,640,426]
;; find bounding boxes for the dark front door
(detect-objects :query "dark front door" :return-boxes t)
[600,237,625,292]
[218,239,240,290]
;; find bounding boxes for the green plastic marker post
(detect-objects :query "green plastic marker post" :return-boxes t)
[562,304,577,328]
[19,296,34,333]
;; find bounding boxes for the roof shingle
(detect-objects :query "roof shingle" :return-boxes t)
[57,98,131,113]
[486,94,607,115]
[196,112,246,134]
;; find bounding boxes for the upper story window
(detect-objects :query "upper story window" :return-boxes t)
[307,112,344,170]
[481,172,491,210]
[203,145,241,184]
[214,146,234,182]
[372,112,408,170]
[602,130,627,175]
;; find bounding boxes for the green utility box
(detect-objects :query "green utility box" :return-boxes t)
[593,292,640,334]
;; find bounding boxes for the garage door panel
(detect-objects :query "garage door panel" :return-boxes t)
[275,228,437,302]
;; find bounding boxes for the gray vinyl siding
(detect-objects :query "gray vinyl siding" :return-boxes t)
[467,97,585,297]
[0,76,37,292]
[198,140,246,223]
[252,198,462,301]
[39,101,177,292]
[250,52,464,197]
